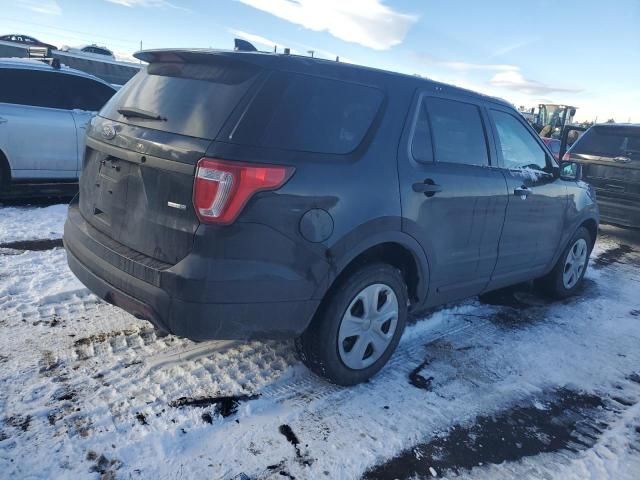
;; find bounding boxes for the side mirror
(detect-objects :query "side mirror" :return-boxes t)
[560,160,582,181]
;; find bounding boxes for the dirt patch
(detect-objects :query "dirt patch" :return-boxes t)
[409,359,433,391]
[279,424,313,467]
[0,238,63,251]
[87,451,122,479]
[169,394,258,418]
[364,389,605,479]
[73,329,139,348]
[135,412,148,426]
[593,244,634,269]
[5,415,32,432]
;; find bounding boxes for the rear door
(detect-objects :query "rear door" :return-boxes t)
[487,108,568,288]
[79,56,264,264]
[0,68,77,179]
[398,93,509,305]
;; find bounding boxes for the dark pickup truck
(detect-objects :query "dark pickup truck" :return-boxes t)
[565,124,640,227]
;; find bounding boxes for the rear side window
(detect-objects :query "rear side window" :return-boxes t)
[0,69,68,109]
[572,127,640,158]
[64,76,115,111]
[0,69,113,111]
[411,101,433,163]
[490,110,548,170]
[425,97,489,166]
[230,72,383,154]
[100,59,261,139]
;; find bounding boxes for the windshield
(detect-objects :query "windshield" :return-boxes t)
[571,127,640,158]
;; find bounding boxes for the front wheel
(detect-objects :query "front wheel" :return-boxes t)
[296,263,408,385]
[538,226,592,298]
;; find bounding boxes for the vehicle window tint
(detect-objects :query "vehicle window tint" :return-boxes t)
[411,101,433,162]
[490,110,547,170]
[571,127,640,159]
[63,75,115,111]
[264,74,382,154]
[425,97,488,166]
[100,59,261,139]
[0,69,69,109]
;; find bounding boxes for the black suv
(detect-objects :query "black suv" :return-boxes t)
[564,124,640,227]
[64,49,599,385]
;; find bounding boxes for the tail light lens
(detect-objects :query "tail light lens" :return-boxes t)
[193,158,294,224]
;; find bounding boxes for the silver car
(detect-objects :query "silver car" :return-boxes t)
[0,58,116,189]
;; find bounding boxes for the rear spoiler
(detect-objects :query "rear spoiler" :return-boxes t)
[133,46,275,67]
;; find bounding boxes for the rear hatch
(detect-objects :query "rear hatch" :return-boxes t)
[79,52,264,264]
[568,125,640,200]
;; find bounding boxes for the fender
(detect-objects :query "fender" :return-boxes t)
[312,216,431,306]
[548,188,599,272]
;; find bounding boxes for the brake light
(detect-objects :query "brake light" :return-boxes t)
[193,158,294,224]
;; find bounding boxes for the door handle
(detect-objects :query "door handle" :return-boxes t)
[514,186,532,198]
[0,116,7,124]
[413,180,442,197]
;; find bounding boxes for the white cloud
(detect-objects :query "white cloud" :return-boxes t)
[15,0,62,15]
[489,70,582,96]
[235,0,417,50]
[105,0,187,10]
[412,53,518,73]
[490,38,537,58]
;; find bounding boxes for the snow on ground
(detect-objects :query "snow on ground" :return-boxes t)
[0,203,67,244]
[0,203,639,480]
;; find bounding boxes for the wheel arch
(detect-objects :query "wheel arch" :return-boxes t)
[0,148,10,187]
[319,229,431,310]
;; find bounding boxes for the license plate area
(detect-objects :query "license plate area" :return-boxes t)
[93,156,131,229]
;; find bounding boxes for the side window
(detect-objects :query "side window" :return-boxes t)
[490,110,548,170]
[232,72,383,155]
[0,69,69,110]
[63,76,115,111]
[425,97,489,166]
[411,101,433,163]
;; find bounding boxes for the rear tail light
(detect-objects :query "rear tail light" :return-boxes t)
[193,158,294,224]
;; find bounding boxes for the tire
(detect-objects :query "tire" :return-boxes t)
[537,226,592,299]
[296,263,408,386]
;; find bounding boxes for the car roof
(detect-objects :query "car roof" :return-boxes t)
[591,123,640,129]
[135,48,513,109]
[0,57,114,87]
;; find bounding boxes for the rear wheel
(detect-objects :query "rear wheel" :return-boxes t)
[538,227,592,298]
[296,263,408,385]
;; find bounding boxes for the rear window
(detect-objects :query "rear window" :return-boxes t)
[229,72,383,154]
[99,58,261,139]
[572,127,640,158]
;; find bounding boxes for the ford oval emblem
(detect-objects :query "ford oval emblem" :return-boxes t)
[102,124,116,140]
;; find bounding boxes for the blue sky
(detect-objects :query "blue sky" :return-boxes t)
[4,0,640,122]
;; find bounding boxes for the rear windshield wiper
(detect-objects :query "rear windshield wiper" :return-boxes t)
[117,107,167,121]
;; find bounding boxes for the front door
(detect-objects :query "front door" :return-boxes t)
[487,108,568,289]
[398,94,509,306]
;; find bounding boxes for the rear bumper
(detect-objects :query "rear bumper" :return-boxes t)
[596,192,640,228]
[64,204,323,340]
